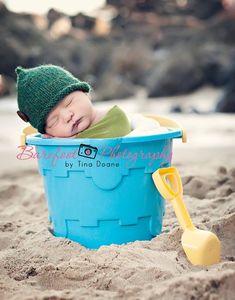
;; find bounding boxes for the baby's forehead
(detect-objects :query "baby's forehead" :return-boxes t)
[60,92,73,103]
[67,90,84,98]
[46,90,87,116]
[50,92,73,110]
[46,92,73,116]
[45,100,64,122]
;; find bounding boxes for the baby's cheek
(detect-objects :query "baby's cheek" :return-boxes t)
[45,127,58,137]
[42,133,53,138]
[77,119,90,132]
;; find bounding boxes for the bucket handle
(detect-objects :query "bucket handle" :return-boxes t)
[144,114,187,143]
[19,125,38,146]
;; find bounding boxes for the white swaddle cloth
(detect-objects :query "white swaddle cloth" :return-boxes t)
[125,113,168,137]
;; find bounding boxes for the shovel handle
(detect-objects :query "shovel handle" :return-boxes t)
[152,167,195,231]
[171,195,195,231]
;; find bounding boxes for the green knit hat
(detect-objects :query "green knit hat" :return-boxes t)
[16,64,91,133]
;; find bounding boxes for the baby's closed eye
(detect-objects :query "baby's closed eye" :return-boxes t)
[65,99,72,107]
[47,117,58,128]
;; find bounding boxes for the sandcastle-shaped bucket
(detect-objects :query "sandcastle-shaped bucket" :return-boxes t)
[21,115,186,249]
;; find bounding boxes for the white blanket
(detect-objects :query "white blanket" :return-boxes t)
[125,113,168,137]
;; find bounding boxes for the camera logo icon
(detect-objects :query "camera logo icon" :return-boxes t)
[78,144,98,159]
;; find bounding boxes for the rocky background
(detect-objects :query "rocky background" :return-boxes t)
[0,0,235,112]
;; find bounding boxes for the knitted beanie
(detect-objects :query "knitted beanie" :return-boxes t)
[16,64,91,133]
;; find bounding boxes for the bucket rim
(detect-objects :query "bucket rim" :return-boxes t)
[26,127,182,146]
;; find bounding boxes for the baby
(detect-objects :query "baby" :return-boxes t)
[16,64,165,138]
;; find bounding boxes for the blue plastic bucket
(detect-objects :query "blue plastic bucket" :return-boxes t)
[26,117,183,249]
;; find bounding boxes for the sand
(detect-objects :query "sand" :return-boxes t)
[0,93,235,300]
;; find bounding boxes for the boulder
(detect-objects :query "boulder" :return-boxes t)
[93,72,135,101]
[216,84,235,113]
[0,3,47,78]
[41,35,96,79]
[203,16,235,45]
[197,44,235,87]
[107,0,223,19]
[146,47,205,97]
[170,104,183,113]
[47,8,66,28]
[0,75,15,96]
[110,41,154,86]
[70,13,96,31]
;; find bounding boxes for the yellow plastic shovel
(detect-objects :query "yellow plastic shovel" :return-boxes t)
[152,167,221,266]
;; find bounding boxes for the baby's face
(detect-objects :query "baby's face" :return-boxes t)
[45,91,93,137]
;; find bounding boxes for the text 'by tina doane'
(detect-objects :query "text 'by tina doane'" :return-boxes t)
[64,160,120,169]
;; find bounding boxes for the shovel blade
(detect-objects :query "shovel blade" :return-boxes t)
[182,229,221,266]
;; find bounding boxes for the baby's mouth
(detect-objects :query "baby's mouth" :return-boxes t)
[72,117,83,132]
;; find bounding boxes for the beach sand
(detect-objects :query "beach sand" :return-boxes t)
[0,94,235,299]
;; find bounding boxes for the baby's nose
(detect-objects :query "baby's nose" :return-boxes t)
[61,109,73,122]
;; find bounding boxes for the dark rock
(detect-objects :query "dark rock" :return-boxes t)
[217,166,227,175]
[41,36,94,79]
[0,75,15,97]
[188,106,200,114]
[216,84,235,113]
[170,105,183,113]
[110,41,154,86]
[1,0,235,103]
[197,43,235,87]
[47,8,66,28]
[204,16,235,45]
[146,47,205,97]
[0,0,7,15]
[0,4,47,78]
[229,168,235,177]
[93,73,135,101]
[174,0,223,20]
[70,13,96,31]
[111,12,129,30]
[107,0,223,19]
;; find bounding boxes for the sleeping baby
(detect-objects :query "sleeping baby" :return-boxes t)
[16,65,166,138]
